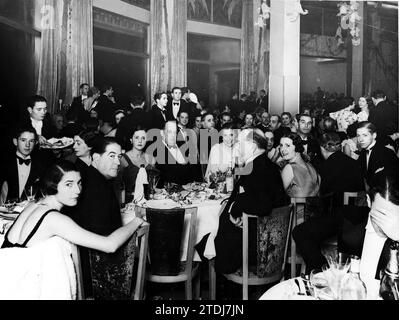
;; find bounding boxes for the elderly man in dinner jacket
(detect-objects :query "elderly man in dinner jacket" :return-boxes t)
[214,128,288,274]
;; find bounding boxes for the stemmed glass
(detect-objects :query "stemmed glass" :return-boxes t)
[310,267,331,300]
[24,185,37,202]
[322,252,351,299]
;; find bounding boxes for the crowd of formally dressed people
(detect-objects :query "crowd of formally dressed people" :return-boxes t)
[0,83,398,299]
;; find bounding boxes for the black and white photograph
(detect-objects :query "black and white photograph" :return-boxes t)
[0,0,398,307]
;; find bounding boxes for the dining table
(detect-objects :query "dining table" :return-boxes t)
[259,276,382,300]
[0,201,28,246]
[121,182,229,262]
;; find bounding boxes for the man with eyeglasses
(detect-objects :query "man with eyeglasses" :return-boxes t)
[0,127,46,202]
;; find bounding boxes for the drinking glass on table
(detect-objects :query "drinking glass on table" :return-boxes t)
[310,267,331,300]
[24,185,37,202]
[322,253,351,300]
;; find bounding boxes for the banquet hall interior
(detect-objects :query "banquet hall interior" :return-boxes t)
[0,0,398,301]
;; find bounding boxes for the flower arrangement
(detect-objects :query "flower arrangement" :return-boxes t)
[336,1,362,46]
[255,0,270,28]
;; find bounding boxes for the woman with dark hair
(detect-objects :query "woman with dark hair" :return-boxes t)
[1,160,145,250]
[342,122,361,160]
[68,130,98,172]
[279,133,320,197]
[116,126,157,203]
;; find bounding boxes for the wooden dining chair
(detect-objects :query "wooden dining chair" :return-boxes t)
[221,205,294,300]
[88,223,150,300]
[289,197,307,278]
[70,244,84,300]
[137,206,201,300]
[0,181,8,205]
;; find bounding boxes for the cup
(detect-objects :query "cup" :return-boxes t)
[310,268,330,300]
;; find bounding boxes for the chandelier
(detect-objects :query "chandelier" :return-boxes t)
[336,1,362,46]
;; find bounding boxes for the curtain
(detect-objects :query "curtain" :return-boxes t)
[239,0,255,95]
[170,0,187,89]
[150,0,187,102]
[150,0,170,103]
[37,0,64,114]
[65,0,94,106]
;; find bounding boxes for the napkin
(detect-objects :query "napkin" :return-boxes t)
[133,166,148,203]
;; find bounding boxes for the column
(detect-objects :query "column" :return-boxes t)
[269,0,301,116]
[351,1,364,99]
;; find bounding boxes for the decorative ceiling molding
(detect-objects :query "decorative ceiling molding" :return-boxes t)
[93,7,146,36]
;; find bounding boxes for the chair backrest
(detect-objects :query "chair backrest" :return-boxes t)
[243,204,294,281]
[88,224,149,300]
[0,181,8,205]
[70,244,84,300]
[343,191,359,205]
[144,206,197,276]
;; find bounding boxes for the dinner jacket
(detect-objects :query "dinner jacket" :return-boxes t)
[369,100,398,139]
[155,143,198,186]
[0,151,46,201]
[225,153,288,219]
[165,99,188,121]
[319,151,365,195]
[149,105,167,130]
[71,165,122,236]
[357,142,399,189]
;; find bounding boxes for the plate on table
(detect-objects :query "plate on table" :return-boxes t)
[41,137,74,149]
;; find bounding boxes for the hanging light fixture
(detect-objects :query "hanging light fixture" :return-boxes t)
[255,0,270,28]
[336,1,362,46]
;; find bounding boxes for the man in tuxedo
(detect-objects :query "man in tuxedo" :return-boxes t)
[357,122,399,191]
[177,110,190,145]
[69,137,123,296]
[115,95,149,150]
[215,128,288,274]
[154,120,197,186]
[292,132,366,273]
[166,87,188,121]
[71,83,89,107]
[269,114,290,148]
[257,89,268,112]
[370,89,398,144]
[256,111,270,133]
[360,175,399,290]
[0,127,46,202]
[94,85,116,123]
[23,95,57,144]
[69,83,90,123]
[297,113,323,170]
[149,92,168,130]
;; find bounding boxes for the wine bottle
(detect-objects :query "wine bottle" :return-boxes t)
[225,166,234,193]
[340,255,367,300]
[379,241,399,300]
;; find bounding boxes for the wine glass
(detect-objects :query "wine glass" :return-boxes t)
[310,267,331,300]
[322,253,351,299]
[24,185,37,202]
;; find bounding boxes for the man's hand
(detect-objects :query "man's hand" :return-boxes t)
[38,135,47,145]
[370,200,399,241]
[229,214,243,228]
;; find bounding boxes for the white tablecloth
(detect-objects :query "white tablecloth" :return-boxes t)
[121,198,227,262]
[259,277,382,300]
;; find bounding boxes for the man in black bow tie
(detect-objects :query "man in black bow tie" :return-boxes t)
[297,113,323,170]
[166,87,188,121]
[357,122,399,191]
[0,127,46,202]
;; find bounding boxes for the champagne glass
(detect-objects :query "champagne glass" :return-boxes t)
[322,253,351,299]
[310,267,331,300]
[24,185,37,202]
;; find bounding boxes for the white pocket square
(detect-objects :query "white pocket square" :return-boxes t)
[375,167,384,174]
